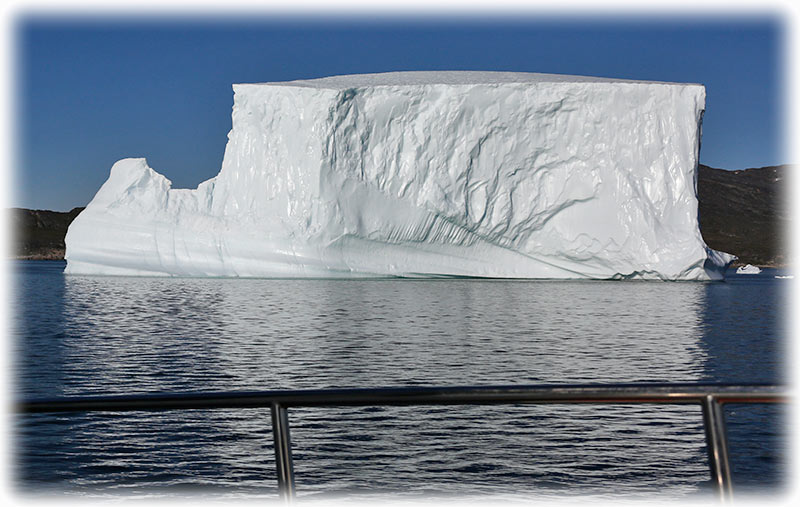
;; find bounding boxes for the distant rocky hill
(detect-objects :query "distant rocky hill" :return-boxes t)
[7,164,792,266]
[697,164,789,267]
[9,207,84,260]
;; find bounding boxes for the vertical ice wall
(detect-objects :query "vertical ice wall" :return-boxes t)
[65,71,734,279]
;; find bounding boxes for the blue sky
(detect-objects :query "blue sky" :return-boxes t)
[16,15,785,211]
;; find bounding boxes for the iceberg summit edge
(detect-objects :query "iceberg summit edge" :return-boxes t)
[65,71,735,280]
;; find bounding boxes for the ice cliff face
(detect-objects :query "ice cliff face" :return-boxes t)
[65,71,734,279]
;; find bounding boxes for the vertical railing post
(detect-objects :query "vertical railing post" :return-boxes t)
[701,395,733,502]
[271,402,296,503]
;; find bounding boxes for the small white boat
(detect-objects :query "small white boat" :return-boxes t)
[736,264,762,275]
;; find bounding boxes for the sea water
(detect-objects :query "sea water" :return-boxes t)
[11,261,788,500]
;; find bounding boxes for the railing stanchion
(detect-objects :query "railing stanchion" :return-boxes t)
[271,402,296,503]
[701,395,733,502]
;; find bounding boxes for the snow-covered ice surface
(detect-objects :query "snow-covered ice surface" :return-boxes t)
[65,71,734,279]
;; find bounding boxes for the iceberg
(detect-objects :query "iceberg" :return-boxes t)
[65,71,734,279]
[736,264,762,275]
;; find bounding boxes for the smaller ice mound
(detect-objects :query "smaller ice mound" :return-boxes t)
[65,71,735,279]
[736,264,763,275]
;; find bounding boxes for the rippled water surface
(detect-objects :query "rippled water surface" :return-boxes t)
[12,261,788,500]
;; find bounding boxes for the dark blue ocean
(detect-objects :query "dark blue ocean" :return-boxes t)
[11,261,789,501]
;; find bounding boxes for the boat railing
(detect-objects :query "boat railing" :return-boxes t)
[17,383,788,503]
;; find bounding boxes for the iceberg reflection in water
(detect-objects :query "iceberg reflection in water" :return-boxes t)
[14,264,785,499]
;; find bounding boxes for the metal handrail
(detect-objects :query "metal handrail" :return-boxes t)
[17,383,788,503]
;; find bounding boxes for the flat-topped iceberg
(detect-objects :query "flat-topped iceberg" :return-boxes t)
[65,71,734,279]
